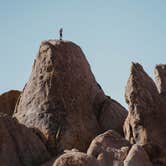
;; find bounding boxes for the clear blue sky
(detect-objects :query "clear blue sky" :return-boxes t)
[0,0,166,108]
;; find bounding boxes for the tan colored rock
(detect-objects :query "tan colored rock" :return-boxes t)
[124,63,166,165]
[14,40,127,154]
[53,151,99,166]
[99,98,127,136]
[41,149,80,166]
[97,146,129,166]
[0,90,20,116]
[155,64,166,96]
[0,114,50,166]
[124,144,153,166]
[87,130,131,166]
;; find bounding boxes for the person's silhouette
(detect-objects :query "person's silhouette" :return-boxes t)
[59,28,63,40]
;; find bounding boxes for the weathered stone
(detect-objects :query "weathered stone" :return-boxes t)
[0,114,50,166]
[87,130,131,166]
[99,98,127,136]
[155,64,166,96]
[143,143,166,166]
[14,40,127,155]
[53,151,99,166]
[124,144,153,166]
[14,40,104,154]
[124,63,166,165]
[0,90,20,116]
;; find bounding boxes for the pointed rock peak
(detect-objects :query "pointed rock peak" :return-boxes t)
[124,63,166,165]
[125,62,156,106]
[130,62,152,81]
[130,62,144,73]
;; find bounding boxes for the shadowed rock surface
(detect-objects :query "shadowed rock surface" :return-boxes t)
[87,130,131,166]
[53,151,99,166]
[99,98,127,136]
[0,90,20,116]
[0,114,50,166]
[13,40,127,155]
[124,63,166,165]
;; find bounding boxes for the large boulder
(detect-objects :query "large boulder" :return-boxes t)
[13,40,127,154]
[123,63,166,165]
[0,114,50,166]
[87,130,131,166]
[124,144,153,166]
[0,90,20,116]
[53,151,99,166]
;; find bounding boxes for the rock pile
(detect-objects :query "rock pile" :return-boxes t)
[1,40,165,166]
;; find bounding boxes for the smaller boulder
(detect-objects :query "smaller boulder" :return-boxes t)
[124,144,153,166]
[53,151,99,166]
[0,90,20,116]
[87,130,131,166]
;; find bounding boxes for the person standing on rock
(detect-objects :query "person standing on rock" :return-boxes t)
[59,28,63,40]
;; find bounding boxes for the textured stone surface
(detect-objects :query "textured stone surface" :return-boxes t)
[99,98,127,136]
[14,40,127,154]
[0,114,50,166]
[124,63,166,165]
[155,64,166,96]
[53,151,99,166]
[124,144,153,166]
[0,90,20,116]
[87,130,131,166]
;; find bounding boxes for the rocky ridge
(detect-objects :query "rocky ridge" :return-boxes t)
[0,40,165,166]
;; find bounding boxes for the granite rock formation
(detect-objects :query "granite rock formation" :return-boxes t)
[3,39,165,165]
[0,90,20,116]
[0,114,50,166]
[13,40,127,155]
[124,63,166,165]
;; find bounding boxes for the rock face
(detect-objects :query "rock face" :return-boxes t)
[124,144,153,166]
[87,130,131,166]
[0,114,50,166]
[0,90,20,116]
[13,40,127,154]
[124,63,166,165]
[99,98,127,136]
[53,151,99,166]
[155,64,166,96]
